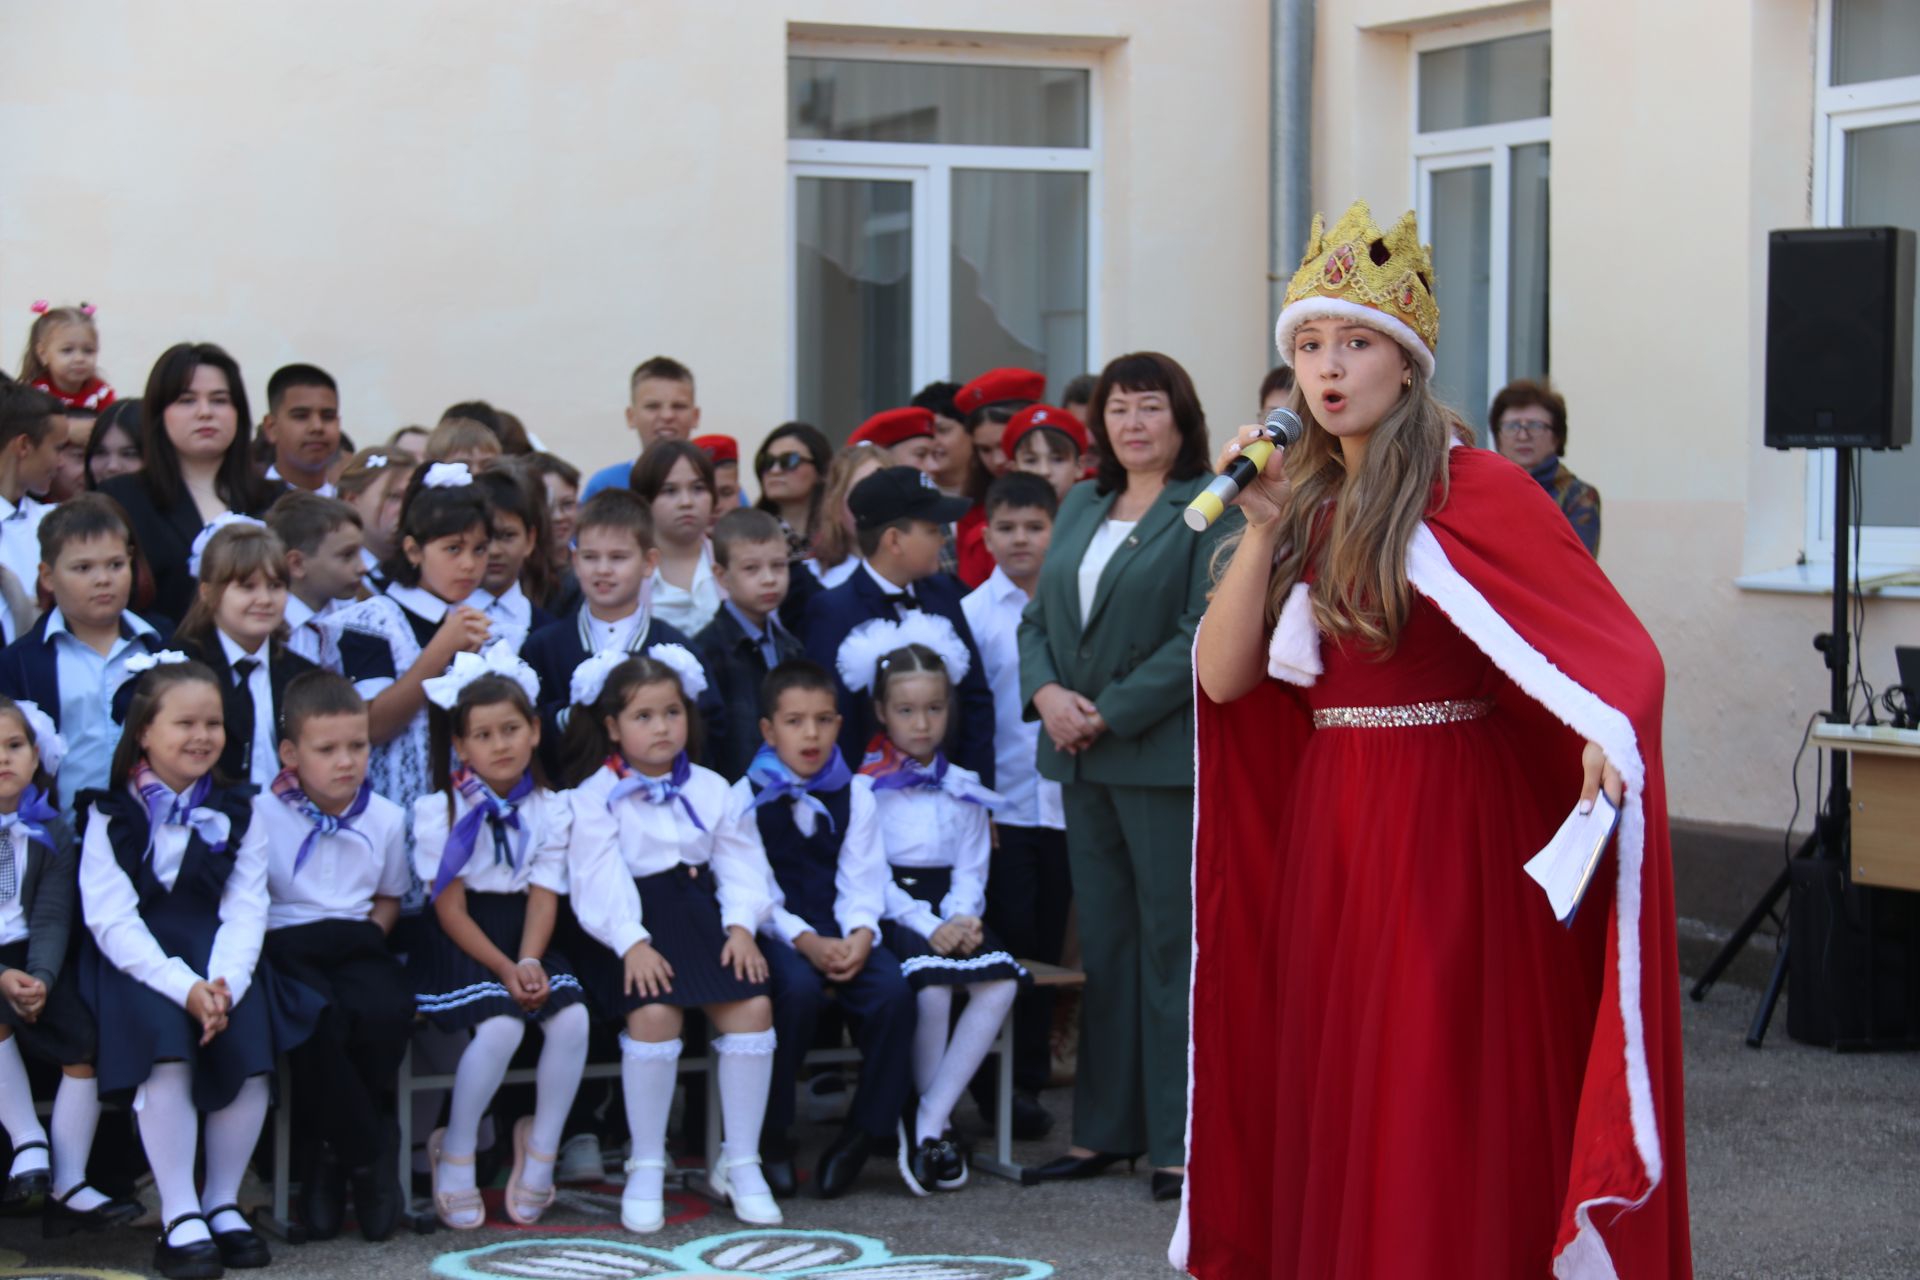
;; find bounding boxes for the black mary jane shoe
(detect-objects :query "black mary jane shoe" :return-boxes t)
[153,1212,225,1280]
[1029,1149,1143,1181]
[43,1184,145,1237]
[205,1204,271,1269]
[1,1141,51,1215]
[932,1134,968,1191]
[1150,1170,1185,1202]
[813,1123,875,1200]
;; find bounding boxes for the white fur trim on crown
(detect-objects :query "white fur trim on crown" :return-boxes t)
[421,461,474,489]
[1273,295,1436,378]
[569,649,628,709]
[1266,580,1323,686]
[13,700,66,777]
[423,642,541,711]
[187,513,267,579]
[645,643,709,701]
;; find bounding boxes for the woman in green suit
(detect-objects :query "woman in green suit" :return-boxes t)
[1018,352,1240,1200]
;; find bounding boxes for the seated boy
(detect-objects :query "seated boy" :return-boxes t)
[256,671,414,1242]
[694,509,804,779]
[0,495,167,809]
[801,466,996,785]
[267,490,368,671]
[960,472,1068,1139]
[739,660,914,1200]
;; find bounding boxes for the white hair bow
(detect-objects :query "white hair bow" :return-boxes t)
[835,613,970,694]
[421,462,474,490]
[13,700,67,776]
[365,453,389,469]
[423,642,541,711]
[569,649,629,709]
[646,644,709,701]
[187,513,267,579]
[124,650,192,676]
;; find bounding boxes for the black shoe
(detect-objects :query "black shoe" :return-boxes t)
[350,1160,401,1243]
[760,1131,798,1199]
[813,1124,875,1199]
[933,1133,968,1190]
[1030,1150,1142,1181]
[43,1184,145,1237]
[1010,1091,1054,1141]
[205,1205,271,1269]
[153,1213,225,1280]
[897,1126,935,1198]
[1,1141,50,1215]
[1151,1169,1185,1202]
[299,1150,345,1241]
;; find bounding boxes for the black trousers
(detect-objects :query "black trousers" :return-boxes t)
[265,918,414,1169]
[984,824,1072,1092]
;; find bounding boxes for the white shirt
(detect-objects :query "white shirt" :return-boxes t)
[581,606,646,655]
[807,556,862,590]
[411,785,570,897]
[0,827,30,945]
[465,582,534,653]
[872,768,994,940]
[567,762,775,957]
[79,786,271,1009]
[284,596,342,672]
[650,546,720,635]
[217,630,278,789]
[48,609,160,811]
[359,546,382,591]
[1077,518,1136,623]
[962,568,1064,830]
[255,789,410,930]
[734,773,890,947]
[861,560,917,616]
[265,465,338,499]
[0,494,49,644]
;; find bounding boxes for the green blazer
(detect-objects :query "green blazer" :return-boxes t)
[1018,472,1241,789]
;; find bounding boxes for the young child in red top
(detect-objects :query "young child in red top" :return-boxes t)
[18,303,114,412]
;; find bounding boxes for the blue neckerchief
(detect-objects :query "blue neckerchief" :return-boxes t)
[430,770,534,900]
[746,744,851,832]
[132,764,229,857]
[605,752,707,832]
[270,768,374,875]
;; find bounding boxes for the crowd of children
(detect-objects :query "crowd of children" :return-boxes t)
[0,308,1096,1277]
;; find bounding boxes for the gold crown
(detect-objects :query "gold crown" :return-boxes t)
[1282,201,1439,357]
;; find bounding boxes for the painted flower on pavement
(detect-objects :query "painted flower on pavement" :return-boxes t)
[432,1228,1055,1279]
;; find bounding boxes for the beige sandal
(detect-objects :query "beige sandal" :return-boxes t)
[428,1127,486,1231]
[504,1116,558,1226]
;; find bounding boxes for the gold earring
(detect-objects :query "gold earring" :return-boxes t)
[1403,375,1412,387]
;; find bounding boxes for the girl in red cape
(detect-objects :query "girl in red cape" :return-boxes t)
[1177,201,1690,1279]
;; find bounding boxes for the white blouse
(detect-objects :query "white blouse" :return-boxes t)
[79,790,271,1010]
[465,582,536,653]
[1077,518,1137,623]
[410,786,571,897]
[649,546,721,635]
[873,770,994,941]
[255,790,411,931]
[732,774,889,948]
[567,762,775,959]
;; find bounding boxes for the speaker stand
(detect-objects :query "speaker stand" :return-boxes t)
[1691,447,1853,1046]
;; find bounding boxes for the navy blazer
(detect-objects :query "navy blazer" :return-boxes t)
[800,565,996,787]
[98,473,286,627]
[521,607,720,774]
[692,605,806,780]
[0,611,171,731]
[175,632,320,785]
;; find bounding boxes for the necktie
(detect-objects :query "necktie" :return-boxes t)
[0,831,14,905]
[232,657,260,768]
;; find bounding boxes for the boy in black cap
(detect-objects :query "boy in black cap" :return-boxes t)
[800,465,997,785]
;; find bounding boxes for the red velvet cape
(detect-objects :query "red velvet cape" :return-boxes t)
[1176,447,1691,1278]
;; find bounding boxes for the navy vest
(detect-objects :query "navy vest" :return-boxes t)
[752,783,853,939]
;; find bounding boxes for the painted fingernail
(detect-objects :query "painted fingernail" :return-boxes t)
[1577,799,1593,815]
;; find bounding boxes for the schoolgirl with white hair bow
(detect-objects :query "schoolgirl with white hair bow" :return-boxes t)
[559,643,783,1234]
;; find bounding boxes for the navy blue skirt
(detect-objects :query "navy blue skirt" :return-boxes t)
[0,941,95,1067]
[573,865,768,1016]
[881,866,1029,990]
[410,890,586,1030]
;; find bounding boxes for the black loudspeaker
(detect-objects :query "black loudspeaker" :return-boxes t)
[1787,857,1920,1048]
[1765,226,1915,450]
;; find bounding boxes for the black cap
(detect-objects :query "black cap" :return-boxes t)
[849,466,972,530]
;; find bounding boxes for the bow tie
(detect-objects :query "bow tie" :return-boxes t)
[879,591,918,611]
[747,744,851,833]
[0,787,57,849]
[270,768,374,874]
[605,753,707,832]
[430,770,534,900]
[132,764,230,857]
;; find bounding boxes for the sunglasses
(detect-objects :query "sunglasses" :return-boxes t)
[761,451,814,474]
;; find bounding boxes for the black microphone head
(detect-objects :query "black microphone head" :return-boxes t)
[1264,406,1305,447]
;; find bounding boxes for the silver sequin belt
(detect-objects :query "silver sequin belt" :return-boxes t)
[1310,698,1494,730]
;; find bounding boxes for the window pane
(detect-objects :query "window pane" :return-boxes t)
[949,170,1088,398]
[1418,33,1551,132]
[1832,0,1920,87]
[1507,142,1551,383]
[1841,123,1920,527]
[794,177,914,440]
[1429,165,1493,437]
[790,58,1089,147]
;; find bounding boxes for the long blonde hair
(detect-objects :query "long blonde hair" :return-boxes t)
[1247,361,1454,654]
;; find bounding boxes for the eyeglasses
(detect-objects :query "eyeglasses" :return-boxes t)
[1498,420,1553,437]
[762,451,814,474]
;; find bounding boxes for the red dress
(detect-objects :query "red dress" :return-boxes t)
[1179,447,1690,1280]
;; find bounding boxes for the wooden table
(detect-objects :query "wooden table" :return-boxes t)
[1812,722,1920,891]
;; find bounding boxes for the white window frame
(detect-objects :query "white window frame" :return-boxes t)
[1807,0,1920,568]
[1409,16,1551,439]
[785,40,1103,422]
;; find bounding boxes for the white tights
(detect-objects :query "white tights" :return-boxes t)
[136,1065,269,1245]
[911,980,1018,1145]
[438,1007,589,1198]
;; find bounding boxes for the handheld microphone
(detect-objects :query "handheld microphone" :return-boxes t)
[1184,406,1304,531]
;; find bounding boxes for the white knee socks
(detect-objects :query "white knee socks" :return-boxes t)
[135,1063,205,1245]
[619,1034,681,1203]
[203,1075,269,1233]
[713,1029,775,1198]
[523,1004,589,1194]
[0,1036,48,1175]
[915,980,1018,1146]
[441,1016,525,1195]
[51,1074,105,1211]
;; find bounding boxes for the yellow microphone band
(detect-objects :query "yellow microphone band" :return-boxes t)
[1184,489,1226,531]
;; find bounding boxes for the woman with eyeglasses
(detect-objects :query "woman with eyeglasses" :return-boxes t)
[1490,379,1600,556]
[753,422,833,559]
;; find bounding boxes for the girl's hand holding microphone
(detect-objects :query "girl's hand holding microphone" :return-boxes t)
[1214,422,1293,527]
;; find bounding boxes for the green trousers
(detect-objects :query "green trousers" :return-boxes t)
[1062,779,1194,1168]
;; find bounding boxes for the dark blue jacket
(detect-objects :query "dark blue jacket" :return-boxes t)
[692,605,805,781]
[521,607,720,774]
[0,611,172,731]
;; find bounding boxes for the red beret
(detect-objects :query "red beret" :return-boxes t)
[955,367,1047,416]
[1002,403,1089,459]
[692,434,739,466]
[848,407,935,450]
